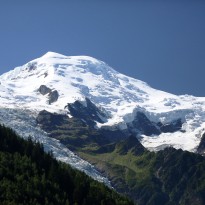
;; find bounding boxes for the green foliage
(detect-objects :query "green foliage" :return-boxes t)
[80,140,205,205]
[0,124,133,205]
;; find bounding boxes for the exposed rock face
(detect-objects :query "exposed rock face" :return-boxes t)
[26,62,37,71]
[197,133,205,155]
[158,119,182,133]
[38,85,59,104]
[66,98,108,127]
[38,85,51,95]
[36,110,69,131]
[48,90,59,104]
[36,108,205,205]
[127,112,182,136]
[36,110,116,150]
[128,112,160,136]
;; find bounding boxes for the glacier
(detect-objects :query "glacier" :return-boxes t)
[0,51,205,153]
[0,107,111,186]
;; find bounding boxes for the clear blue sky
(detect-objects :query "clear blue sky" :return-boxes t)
[0,0,205,96]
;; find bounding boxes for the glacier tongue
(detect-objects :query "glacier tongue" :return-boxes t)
[0,108,111,187]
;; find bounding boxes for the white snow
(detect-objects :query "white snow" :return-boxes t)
[1,51,205,152]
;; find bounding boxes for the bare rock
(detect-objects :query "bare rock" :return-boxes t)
[38,85,51,95]
[48,90,59,104]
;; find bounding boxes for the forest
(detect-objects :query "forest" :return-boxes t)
[0,124,133,205]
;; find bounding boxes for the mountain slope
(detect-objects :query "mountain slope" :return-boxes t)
[79,138,205,205]
[0,107,110,185]
[0,124,133,205]
[0,51,205,152]
[1,52,205,204]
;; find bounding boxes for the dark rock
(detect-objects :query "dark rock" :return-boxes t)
[128,111,183,137]
[158,119,182,133]
[36,109,111,150]
[48,90,59,104]
[197,133,205,155]
[44,72,48,78]
[38,85,51,95]
[26,62,37,71]
[128,112,160,136]
[38,85,59,104]
[66,98,108,127]
[36,110,69,131]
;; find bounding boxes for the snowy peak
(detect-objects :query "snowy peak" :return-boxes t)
[1,52,205,152]
[42,52,106,69]
[1,51,112,80]
[0,51,153,112]
[41,51,69,59]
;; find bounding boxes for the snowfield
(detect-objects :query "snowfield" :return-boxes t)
[1,51,205,152]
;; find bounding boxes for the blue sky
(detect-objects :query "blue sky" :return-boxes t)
[0,0,205,96]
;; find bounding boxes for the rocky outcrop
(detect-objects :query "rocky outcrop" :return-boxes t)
[197,133,205,155]
[158,119,182,133]
[36,110,115,150]
[128,112,160,136]
[38,85,59,104]
[128,112,182,136]
[38,85,51,95]
[36,109,69,131]
[48,90,59,104]
[26,62,37,71]
[66,98,108,127]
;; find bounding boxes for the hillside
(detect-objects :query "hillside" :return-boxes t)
[80,137,205,205]
[1,52,205,204]
[0,124,133,205]
[35,110,205,204]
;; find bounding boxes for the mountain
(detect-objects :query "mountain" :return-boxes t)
[0,51,205,153]
[1,52,205,204]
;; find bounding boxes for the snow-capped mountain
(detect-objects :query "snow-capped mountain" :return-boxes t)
[1,51,205,154]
